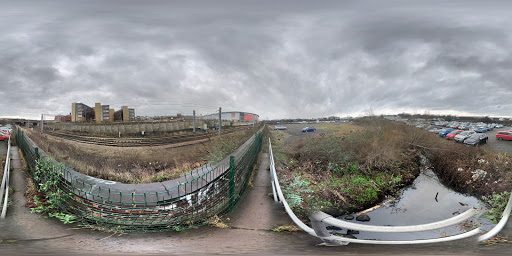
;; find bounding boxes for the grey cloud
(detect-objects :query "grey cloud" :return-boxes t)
[1,0,512,119]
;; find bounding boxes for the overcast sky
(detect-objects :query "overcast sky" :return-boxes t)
[1,0,512,120]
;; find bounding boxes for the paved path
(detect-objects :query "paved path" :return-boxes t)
[227,153,294,230]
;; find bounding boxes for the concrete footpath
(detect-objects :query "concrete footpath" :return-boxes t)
[227,153,294,230]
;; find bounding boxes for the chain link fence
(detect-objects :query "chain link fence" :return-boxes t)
[16,127,262,232]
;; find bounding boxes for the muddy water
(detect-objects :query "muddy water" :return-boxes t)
[335,169,494,241]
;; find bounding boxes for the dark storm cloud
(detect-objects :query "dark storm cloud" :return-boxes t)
[1,0,512,119]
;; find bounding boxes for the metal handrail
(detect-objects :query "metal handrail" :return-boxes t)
[0,136,12,218]
[317,208,476,233]
[268,138,484,245]
[268,139,317,236]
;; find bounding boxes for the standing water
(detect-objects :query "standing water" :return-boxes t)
[333,168,494,241]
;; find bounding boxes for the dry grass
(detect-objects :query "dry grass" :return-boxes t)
[278,119,512,218]
[205,215,229,228]
[314,122,364,134]
[275,120,421,217]
[23,128,255,184]
[480,235,512,245]
[18,149,29,172]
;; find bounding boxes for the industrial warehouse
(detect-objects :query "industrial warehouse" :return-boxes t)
[202,111,259,122]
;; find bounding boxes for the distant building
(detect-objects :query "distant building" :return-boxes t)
[54,115,71,123]
[71,102,94,122]
[93,103,114,123]
[122,106,136,122]
[71,102,135,123]
[202,111,259,122]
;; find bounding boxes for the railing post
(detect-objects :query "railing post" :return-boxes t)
[35,147,39,160]
[229,156,235,211]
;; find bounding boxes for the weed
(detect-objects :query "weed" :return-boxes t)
[272,225,300,232]
[282,174,311,208]
[481,191,511,223]
[27,158,76,224]
[172,225,186,232]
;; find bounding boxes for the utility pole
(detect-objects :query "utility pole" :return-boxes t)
[218,107,221,137]
[193,110,196,134]
[40,114,44,133]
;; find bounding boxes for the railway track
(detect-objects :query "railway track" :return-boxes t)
[44,126,257,147]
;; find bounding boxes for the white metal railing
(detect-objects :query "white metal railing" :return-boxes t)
[268,138,510,245]
[0,136,12,218]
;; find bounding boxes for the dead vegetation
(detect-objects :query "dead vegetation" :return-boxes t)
[274,119,512,218]
[23,128,255,184]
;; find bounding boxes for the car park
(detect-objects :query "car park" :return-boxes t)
[446,130,463,140]
[0,132,9,141]
[454,131,476,142]
[496,130,512,141]
[302,126,316,132]
[274,125,288,130]
[463,133,488,146]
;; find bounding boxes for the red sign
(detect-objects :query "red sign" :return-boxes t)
[243,114,253,121]
[231,113,235,117]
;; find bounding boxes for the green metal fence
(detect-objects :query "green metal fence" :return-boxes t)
[16,127,262,232]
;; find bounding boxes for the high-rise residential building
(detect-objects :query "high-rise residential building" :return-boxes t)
[71,102,94,122]
[71,102,134,123]
[121,106,136,122]
[93,103,114,123]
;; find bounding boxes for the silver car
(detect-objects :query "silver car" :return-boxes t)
[454,131,476,142]
[274,125,287,130]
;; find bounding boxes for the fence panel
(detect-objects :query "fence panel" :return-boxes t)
[16,127,262,232]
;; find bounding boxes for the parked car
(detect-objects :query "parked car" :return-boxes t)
[0,132,9,141]
[496,130,512,141]
[446,130,463,140]
[475,127,487,133]
[302,126,316,132]
[274,125,288,130]
[454,131,476,142]
[463,133,488,146]
[439,128,454,137]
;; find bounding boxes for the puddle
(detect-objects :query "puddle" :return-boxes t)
[331,169,494,241]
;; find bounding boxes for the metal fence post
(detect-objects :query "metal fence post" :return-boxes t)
[229,155,235,211]
[218,107,222,137]
[35,147,39,160]
[193,110,196,134]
